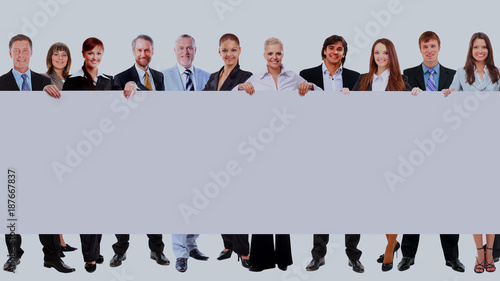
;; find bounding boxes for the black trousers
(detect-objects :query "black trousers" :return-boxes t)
[80,234,102,262]
[249,234,292,270]
[221,234,249,256]
[311,234,362,261]
[5,234,61,261]
[112,234,164,255]
[401,234,459,260]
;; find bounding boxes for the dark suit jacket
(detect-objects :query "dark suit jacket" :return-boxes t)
[352,74,411,91]
[203,64,252,91]
[0,69,51,91]
[299,64,360,90]
[63,73,121,90]
[114,65,165,91]
[403,63,456,91]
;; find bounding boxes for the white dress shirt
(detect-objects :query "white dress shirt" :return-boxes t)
[134,64,156,90]
[322,62,343,91]
[70,68,105,86]
[176,63,197,90]
[239,64,320,91]
[372,69,390,91]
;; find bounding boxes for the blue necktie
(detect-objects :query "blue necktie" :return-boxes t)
[427,69,437,91]
[21,73,30,91]
[184,69,194,91]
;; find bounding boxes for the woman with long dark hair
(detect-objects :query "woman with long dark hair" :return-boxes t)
[352,38,411,91]
[443,32,500,96]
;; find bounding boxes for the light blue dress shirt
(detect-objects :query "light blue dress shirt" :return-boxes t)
[422,63,440,91]
[134,64,156,90]
[12,69,32,90]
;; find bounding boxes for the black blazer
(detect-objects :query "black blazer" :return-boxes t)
[114,65,165,91]
[203,64,252,91]
[0,69,51,91]
[299,64,360,90]
[403,64,456,91]
[352,74,411,91]
[63,73,121,91]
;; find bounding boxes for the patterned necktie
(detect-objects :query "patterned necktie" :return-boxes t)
[427,68,437,91]
[184,69,194,91]
[21,73,30,91]
[144,72,152,90]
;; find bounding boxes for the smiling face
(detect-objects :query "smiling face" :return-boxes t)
[373,42,389,71]
[83,46,103,71]
[472,38,488,63]
[219,39,241,68]
[264,43,283,72]
[51,50,68,72]
[420,39,440,68]
[10,40,32,73]
[323,41,344,67]
[175,37,196,69]
[133,38,153,70]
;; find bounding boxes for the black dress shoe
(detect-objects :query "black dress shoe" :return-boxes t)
[60,251,65,258]
[85,262,96,273]
[382,262,393,272]
[3,257,20,272]
[278,265,288,271]
[239,256,250,268]
[175,258,187,272]
[96,255,104,264]
[217,250,232,260]
[61,244,77,252]
[348,260,365,273]
[377,242,400,263]
[109,254,126,267]
[446,258,465,272]
[151,251,170,265]
[43,259,75,273]
[306,257,325,271]
[189,249,209,261]
[397,257,415,271]
[249,266,263,272]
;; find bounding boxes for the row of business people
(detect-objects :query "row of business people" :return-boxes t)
[2,30,499,274]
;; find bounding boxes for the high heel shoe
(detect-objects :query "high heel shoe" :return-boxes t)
[217,249,232,260]
[485,247,496,273]
[475,247,485,274]
[238,255,250,268]
[377,242,400,263]
[382,240,399,272]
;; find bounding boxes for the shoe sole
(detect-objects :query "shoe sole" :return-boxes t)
[43,263,75,273]
[151,256,170,266]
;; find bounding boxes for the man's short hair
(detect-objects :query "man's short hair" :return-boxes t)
[175,34,196,48]
[132,34,154,50]
[418,31,441,48]
[321,35,347,65]
[9,34,32,50]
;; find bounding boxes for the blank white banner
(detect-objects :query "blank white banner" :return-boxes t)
[1,90,498,234]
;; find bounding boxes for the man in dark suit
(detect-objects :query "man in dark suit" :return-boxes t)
[109,35,169,268]
[398,31,463,273]
[0,34,74,273]
[300,35,364,273]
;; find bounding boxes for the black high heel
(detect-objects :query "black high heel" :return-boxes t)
[485,247,496,273]
[238,255,250,268]
[217,250,232,260]
[382,242,399,272]
[377,242,400,263]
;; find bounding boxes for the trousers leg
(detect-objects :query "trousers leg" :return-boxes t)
[345,234,362,260]
[39,234,61,262]
[147,234,164,253]
[311,234,329,260]
[275,234,292,268]
[232,234,249,256]
[112,234,130,255]
[440,234,459,261]
[5,234,23,258]
[221,234,233,250]
[80,234,101,262]
[249,234,275,270]
[401,234,419,258]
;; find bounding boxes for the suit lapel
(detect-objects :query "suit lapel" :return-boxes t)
[473,74,491,91]
[131,66,149,91]
[314,65,324,90]
[7,70,20,90]
[416,65,426,90]
[438,65,450,91]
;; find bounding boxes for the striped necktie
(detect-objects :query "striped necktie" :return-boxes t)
[144,72,152,90]
[184,69,194,91]
[21,73,30,91]
[427,68,437,91]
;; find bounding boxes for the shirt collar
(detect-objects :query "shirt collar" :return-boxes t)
[259,64,290,79]
[70,68,104,78]
[422,63,440,75]
[374,68,390,80]
[12,68,31,80]
[135,64,151,78]
[176,63,194,75]
[322,61,343,76]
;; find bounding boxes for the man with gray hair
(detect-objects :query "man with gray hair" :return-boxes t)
[115,34,165,98]
[162,34,210,91]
